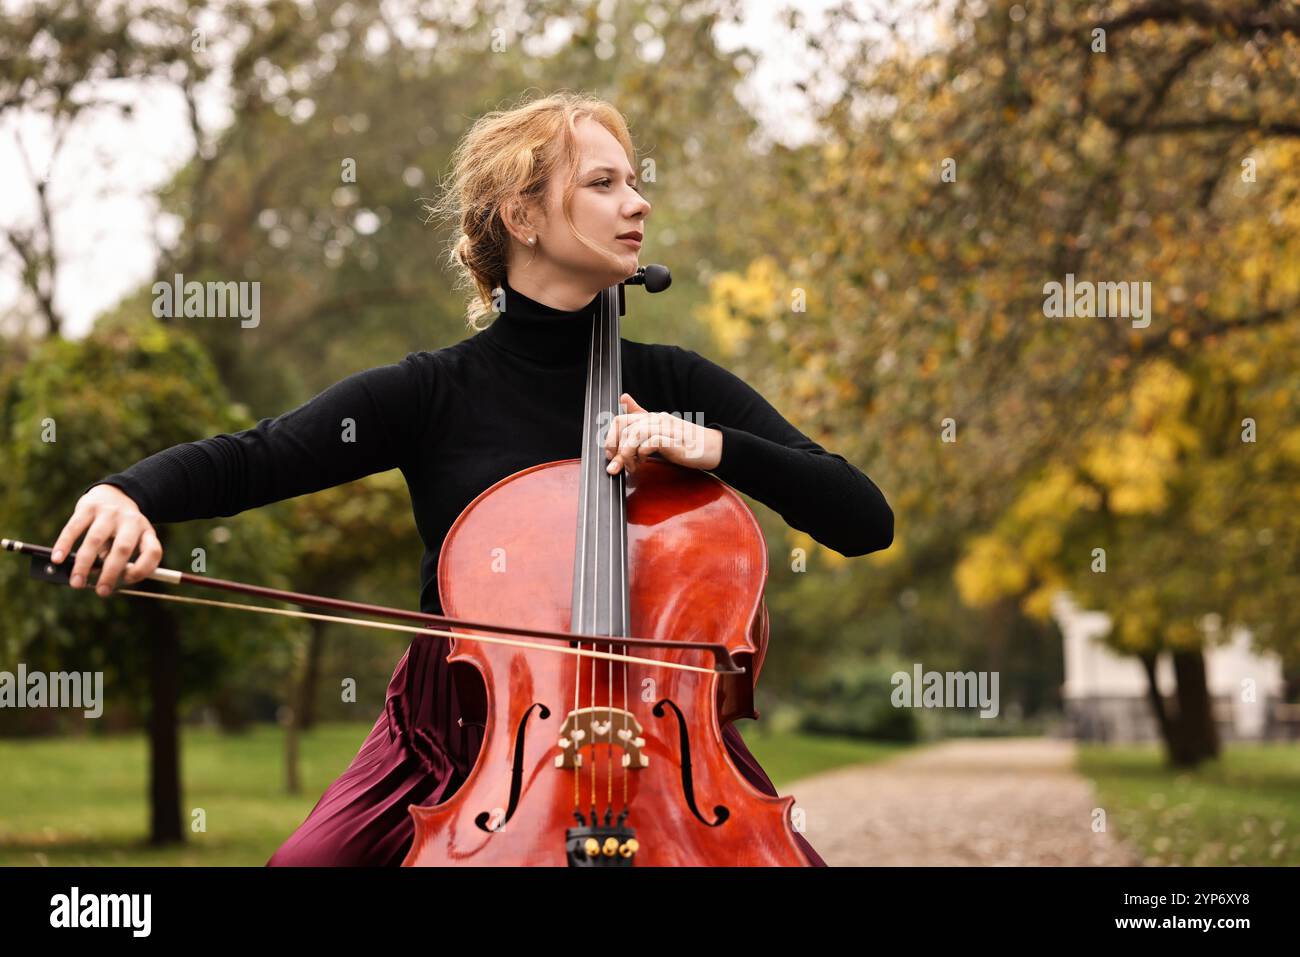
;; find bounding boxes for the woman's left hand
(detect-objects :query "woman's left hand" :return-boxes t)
[603,393,722,475]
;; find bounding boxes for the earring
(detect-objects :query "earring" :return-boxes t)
[528,237,536,244]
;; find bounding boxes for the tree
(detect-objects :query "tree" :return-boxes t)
[0,312,301,843]
[955,343,1300,765]
[688,0,1300,757]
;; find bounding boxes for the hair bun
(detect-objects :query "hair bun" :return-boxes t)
[454,233,473,264]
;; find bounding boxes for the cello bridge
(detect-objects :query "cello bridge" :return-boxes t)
[554,707,648,770]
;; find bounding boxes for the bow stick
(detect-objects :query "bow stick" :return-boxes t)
[1,538,745,676]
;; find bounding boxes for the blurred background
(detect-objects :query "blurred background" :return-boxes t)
[1,0,1297,866]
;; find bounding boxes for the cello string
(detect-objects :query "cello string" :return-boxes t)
[606,283,618,813]
[573,285,599,814]
[591,285,607,816]
[616,286,631,813]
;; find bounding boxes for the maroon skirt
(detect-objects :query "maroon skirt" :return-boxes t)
[267,634,826,866]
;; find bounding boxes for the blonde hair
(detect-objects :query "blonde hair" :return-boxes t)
[426,90,640,330]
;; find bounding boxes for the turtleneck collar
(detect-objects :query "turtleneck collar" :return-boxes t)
[479,277,602,366]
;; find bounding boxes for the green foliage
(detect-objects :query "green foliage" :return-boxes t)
[790,658,922,742]
[0,317,303,725]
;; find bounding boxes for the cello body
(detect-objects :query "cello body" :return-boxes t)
[402,458,809,866]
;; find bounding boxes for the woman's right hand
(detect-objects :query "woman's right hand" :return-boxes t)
[50,484,164,597]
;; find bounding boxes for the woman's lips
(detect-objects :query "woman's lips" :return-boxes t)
[617,237,642,249]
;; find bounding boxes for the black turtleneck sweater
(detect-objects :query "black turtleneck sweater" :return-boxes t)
[86,278,892,863]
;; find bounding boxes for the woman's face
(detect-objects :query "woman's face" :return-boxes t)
[510,117,652,304]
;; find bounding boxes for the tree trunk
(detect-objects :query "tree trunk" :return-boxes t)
[1137,647,1219,768]
[283,703,300,795]
[1172,648,1220,763]
[144,596,184,845]
[283,632,313,796]
[298,618,327,730]
[1138,651,1177,753]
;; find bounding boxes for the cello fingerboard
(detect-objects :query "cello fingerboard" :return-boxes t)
[569,283,630,641]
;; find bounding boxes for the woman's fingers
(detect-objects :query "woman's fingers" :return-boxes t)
[123,527,163,584]
[51,505,93,565]
[626,434,668,474]
[604,395,652,472]
[603,413,629,460]
[70,513,118,588]
[604,413,638,473]
[609,422,671,475]
[619,392,648,415]
[95,518,145,594]
[609,418,648,473]
[602,400,699,475]
[51,501,102,566]
[51,485,156,593]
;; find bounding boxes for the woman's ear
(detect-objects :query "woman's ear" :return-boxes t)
[499,198,525,244]
[501,197,541,246]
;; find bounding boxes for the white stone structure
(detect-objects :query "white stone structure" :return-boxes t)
[1051,591,1289,742]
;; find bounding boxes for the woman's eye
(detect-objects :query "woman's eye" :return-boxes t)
[593,178,643,195]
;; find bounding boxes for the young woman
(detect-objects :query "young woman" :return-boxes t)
[52,92,893,867]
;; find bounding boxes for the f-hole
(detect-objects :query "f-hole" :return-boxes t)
[653,699,730,827]
[475,701,550,833]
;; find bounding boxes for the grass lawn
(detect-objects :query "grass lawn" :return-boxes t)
[0,722,376,866]
[1077,742,1300,866]
[738,725,912,787]
[0,722,907,866]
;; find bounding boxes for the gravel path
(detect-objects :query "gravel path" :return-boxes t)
[786,737,1140,866]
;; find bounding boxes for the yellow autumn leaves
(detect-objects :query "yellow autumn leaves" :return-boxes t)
[955,359,1201,620]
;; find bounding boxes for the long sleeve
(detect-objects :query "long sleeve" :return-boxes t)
[82,352,433,524]
[674,347,893,557]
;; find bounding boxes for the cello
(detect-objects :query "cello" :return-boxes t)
[403,264,810,866]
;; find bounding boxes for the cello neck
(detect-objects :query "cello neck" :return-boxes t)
[569,282,631,639]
